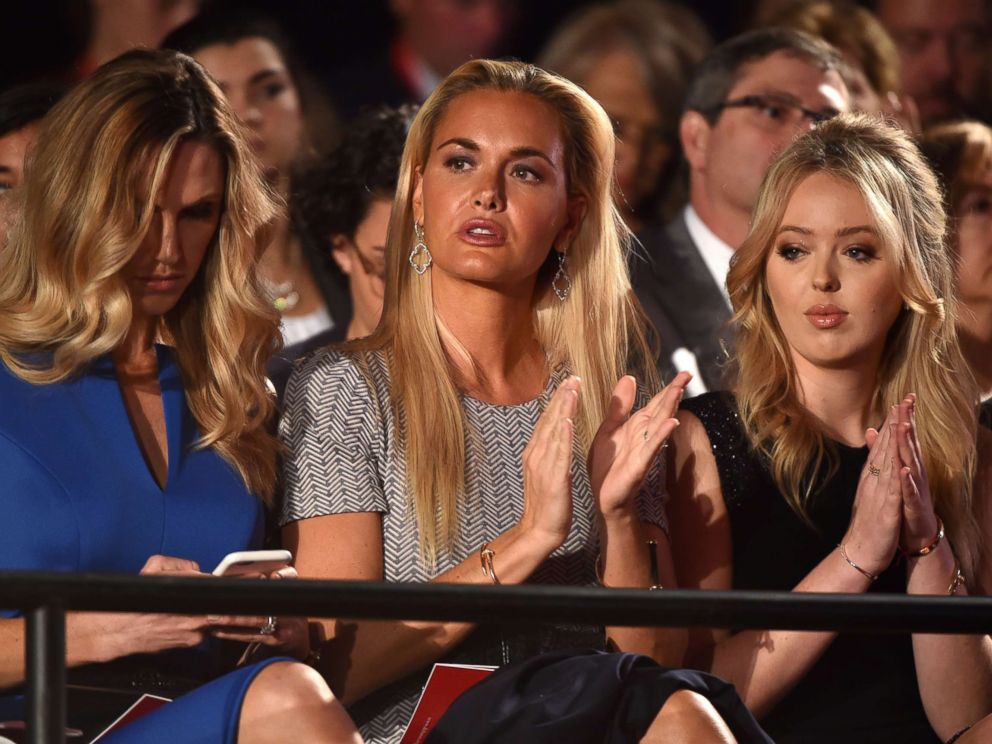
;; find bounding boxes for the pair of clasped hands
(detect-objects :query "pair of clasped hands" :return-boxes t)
[76,556,309,664]
[518,370,693,547]
[843,393,944,578]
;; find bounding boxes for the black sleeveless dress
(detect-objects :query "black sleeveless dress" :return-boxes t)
[681,392,939,744]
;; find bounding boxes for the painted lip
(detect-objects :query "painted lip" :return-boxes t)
[804,303,848,329]
[457,218,506,246]
[136,274,184,292]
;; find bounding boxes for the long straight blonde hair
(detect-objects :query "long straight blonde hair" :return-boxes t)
[0,49,282,501]
[348,59,658,565]
[728,114,982,578]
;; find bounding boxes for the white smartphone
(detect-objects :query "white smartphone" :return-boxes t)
[212,549,292,577]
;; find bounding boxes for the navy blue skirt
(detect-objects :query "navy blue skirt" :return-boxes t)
[426,650,773,744]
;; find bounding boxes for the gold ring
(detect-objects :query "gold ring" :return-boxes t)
[868,463,881,477]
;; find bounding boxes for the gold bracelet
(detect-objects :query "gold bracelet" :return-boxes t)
[948,564,966,596]
[903,517,944,558]
[595,540,663,590]
[838,543,879,582]
[479,541,500,584]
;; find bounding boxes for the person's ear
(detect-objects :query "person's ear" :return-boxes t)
[412,166,425,226]
[680,111,712,173]
[330,234,354,276]
[555,195,588,253]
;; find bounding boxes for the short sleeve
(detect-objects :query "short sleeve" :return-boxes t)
[278,351,389,526]
[632,387,669,535]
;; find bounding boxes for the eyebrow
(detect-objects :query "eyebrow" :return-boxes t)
[181,193,223,207]
[436,137,556,166]
[248,69,284,87]
[778,224,876,237]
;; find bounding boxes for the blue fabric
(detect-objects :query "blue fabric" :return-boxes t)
[101,657,292,744]
[0,346,268,738]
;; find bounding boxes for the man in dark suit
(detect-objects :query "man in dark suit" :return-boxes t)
[634,28,849,392]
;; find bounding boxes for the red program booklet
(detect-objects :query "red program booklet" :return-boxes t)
[90,693,171,741]
[400,663,496,744]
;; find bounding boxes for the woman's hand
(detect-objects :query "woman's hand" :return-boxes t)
[517,375,581,551]
[893,394,941,554]
[210,567,310,659]
[843,407,904,577]
[588,372,691,518]
[74,554,213,662]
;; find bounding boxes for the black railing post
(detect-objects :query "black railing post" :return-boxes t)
[26,602,66,744]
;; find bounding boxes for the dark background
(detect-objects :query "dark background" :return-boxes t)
[1,0,758,93]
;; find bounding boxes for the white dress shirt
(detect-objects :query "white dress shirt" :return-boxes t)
[683,204,734,309]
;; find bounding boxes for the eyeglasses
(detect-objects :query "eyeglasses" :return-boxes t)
[708,93,840,129]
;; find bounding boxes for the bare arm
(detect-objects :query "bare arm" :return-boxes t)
[592,373,691,664]
[0,556,255,689]
[901,414,992,739]
[667,409,903,718]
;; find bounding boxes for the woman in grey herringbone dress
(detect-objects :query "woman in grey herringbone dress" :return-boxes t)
[279,60,768,744]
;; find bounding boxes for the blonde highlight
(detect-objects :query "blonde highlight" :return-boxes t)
[0,49,282,502]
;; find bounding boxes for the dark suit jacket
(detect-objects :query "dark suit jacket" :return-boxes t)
[633,212,736,391]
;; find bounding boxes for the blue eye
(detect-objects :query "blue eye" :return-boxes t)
[845,245,876,262]
[776,245,805,261]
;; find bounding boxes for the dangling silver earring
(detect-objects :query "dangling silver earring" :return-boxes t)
[409,222,432,275]
[552,251,571,302]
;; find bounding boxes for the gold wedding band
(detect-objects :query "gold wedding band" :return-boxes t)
[868,463,881,477]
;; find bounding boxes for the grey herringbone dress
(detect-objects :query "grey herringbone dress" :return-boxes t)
[279,349,666,743]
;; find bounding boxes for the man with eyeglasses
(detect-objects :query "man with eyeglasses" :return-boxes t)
[633,28,848,393]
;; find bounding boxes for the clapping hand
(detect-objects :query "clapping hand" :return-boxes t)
[843,405,905,578]
[588,372,691,518]
[891,394,941,555]
[517,375,581,550]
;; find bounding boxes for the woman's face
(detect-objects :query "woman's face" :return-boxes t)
[953,163,992,306]
[0,123,38,246]
[193,37,303,183]
[765,172,904,371]
[123,140,224,319]
[580,46,669,218]
[412,89,583,293]
[332,195,391,332]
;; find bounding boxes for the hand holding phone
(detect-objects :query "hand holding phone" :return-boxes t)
[212,550,292,577]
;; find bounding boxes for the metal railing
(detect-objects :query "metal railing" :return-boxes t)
[4,569,992,744]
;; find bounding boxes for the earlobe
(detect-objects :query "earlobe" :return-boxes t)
[680,111,710,172]
[330,234,354,276]
[557,196,588,253]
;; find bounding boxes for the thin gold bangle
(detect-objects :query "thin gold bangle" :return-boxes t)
[838,543,879,582]
[479,541,500,584]
[948,565,966,596]
[596,540,663,590]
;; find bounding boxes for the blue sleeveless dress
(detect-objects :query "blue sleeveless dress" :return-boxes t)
[0,346,286,744]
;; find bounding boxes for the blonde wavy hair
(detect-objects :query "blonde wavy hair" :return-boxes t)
[0,49,281,502]
[727,113,982,578]
[349,59,659,565]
